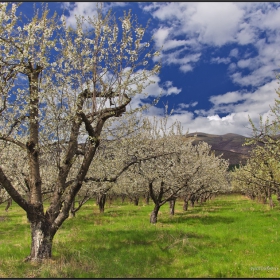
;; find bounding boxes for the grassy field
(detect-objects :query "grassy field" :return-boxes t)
[0,194,280,278]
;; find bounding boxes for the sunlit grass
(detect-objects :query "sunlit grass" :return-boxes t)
[0,194,280,277]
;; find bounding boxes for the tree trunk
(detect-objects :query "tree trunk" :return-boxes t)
[269,196,274,209]
[70,199,75,218]
[121,194,126,204]
[5,197,12,212]
[97,193,106,213]
[183,199,188,211]
[26,219,54,261]
[191,199,195,207]
[169,199,176,215]
[145,192,150,205]
[108,194,113,208]
[277,193,280,204]
[150,205,160,224]
[203,196,207,204]
[133,196,139,206]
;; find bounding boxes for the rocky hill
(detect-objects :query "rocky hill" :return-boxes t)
[186,132,253,166]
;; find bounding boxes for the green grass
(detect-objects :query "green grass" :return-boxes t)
[0,194,280,278]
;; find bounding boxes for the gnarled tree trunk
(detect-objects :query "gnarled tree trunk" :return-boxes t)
[150,204,160,224]
[121,194,126,204]
[133,196,139,206]
[97,193,106,213]
[5,197,12,212]
[70,199,75,218]
[144,191,150,205]
[191,199,195,208]
[269,196,274,209]
[108,194,114,208]
[183,199,188,211]
[27,219,54,261]
[277,192,280,205]
[169,199,176,215]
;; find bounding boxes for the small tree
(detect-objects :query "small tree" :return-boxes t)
[232,146,280,208]
[180,142,230,210]
[0,3,161,261]
[129,117,230,224]
[232,72,280,207]
[123,115,198,224]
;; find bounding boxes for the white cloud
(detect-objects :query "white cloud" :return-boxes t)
[128,73,182,111]
[228,63,237,73]
[205,80,277,116]
[160,79,279,136]
[189,3,244,46]
[166,86,181,96]
[144,2,280,84]
[236,25,256,45]
[138,2,280,136]
[61,2,99,27]
[159,80,182,96]
[148,2,245,47]
[211,57,231,64]
[162,50,201,73]
[153,27,170,48]
[231,66,276,87]
[191,101,198,107]
[61,2,127,27]
[163,39,195,52]
[209,91,247,106]
[237,59,252,69]
[174,102,198,113]
[179,64,193,73]
[229,48,239,58]
[261,6,280,30]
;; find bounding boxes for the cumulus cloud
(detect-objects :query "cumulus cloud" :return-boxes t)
[178,102,198,109]
[228,63,237,73]
[189,3,244,46]
[61,2,127,27]
[182,80,278,136]
[147,3,245,47]
[173,102,198,114]
[229,48,239,58]
[211,57,231,64]
[143,2,280,84]
[209,91,247,106]
[231,37,280,86]
[162,49,201,73]
[135,76,278,136]
[237,58,252,69]
[128,73,182,112]
[61,2,99,27]
[141,3,280,135]
[153,27,170,48]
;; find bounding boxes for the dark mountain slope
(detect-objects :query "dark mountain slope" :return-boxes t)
[186,132,252,165]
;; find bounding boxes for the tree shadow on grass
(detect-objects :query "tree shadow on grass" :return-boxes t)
[161,214,236,225]
[58,227,208,258]
[54,224,213,277]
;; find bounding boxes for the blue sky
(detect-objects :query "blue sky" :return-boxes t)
[18,2,280,136]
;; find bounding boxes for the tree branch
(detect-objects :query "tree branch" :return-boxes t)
[0,166,29,212]
[0,135,27,150]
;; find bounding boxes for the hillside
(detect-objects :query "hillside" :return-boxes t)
[186,132,252,166]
